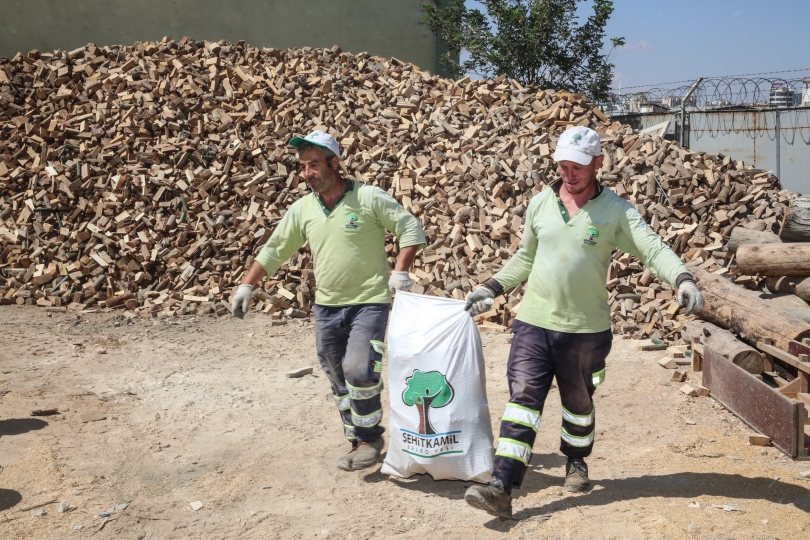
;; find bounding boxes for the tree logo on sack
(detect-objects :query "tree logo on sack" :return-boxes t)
[345,212,359,230]
[402,370,454,435]
[584,227,599,246]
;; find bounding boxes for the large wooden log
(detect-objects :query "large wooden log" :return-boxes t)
[682,319,764,373]
[682,320,718,344]
[726,227,781,254]
[736,243,810,276]
[766,276,810,303]
[779,196,810,242]
[692,267,810,350]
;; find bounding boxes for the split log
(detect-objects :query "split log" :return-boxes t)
[682,319,764,374]
[726,227,781,254]
[766,276,810,303]
[779,196,810,242]
[736,244,810,276]
[692,267,810,350]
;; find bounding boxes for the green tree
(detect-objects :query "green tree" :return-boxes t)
[402,370,454,435]
[421,0,625,101]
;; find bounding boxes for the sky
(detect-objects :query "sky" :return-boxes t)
[463,0,810,92]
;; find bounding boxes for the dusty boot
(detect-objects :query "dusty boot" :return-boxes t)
[464,479,512,518]
[337,439,383,471]
[564,458,590,492]
[336,441,359,471]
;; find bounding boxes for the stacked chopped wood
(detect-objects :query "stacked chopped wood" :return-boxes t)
[0,38,800,336]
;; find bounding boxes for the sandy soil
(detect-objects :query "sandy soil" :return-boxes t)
[1,306,810,539]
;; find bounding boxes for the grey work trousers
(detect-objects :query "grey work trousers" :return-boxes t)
[314,303,389,442]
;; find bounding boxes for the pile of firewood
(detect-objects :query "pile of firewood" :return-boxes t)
[0,37,803,338]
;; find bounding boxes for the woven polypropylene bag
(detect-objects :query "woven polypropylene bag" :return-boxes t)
[380,291,494,482]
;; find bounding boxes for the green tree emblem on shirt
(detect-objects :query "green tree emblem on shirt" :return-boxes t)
[345,212,359,230]
[585,227,599,246]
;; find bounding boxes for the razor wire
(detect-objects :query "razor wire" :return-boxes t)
[604,76,809,112]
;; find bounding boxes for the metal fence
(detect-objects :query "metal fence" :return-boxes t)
[612,107,810,194]
[606,75,810,194]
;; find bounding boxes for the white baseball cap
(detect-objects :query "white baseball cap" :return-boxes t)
[289,130,341,159]
[552,126,602,166]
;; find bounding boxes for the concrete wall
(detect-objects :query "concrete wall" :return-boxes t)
[1,0,448,75]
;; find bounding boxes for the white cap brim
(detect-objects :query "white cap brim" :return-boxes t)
[552,147,595,166]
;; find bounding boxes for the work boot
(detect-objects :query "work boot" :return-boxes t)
[564,458,590,492]
[336,438,384,471]
[464,479,513,518]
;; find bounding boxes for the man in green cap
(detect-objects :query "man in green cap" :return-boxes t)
[232,130,426,470]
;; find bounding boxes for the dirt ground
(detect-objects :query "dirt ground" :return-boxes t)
[1,306,810,539]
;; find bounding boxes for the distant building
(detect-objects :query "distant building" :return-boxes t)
[707,99,733,109]
[661,96,697,108]
[770,83,800,107]
[803,78,810,106]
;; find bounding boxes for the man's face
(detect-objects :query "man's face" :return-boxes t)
[299,148,340,194]
[557,156,604,196]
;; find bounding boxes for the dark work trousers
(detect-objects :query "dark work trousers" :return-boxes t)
[492,320,612,491]
[314,303,390,443]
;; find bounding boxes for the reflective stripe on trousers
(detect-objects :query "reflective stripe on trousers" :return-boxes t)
[344,424,357,440]
[334,394,350,411]
[501,403,541,432]
[562,404,594,427]
[351,408,382,428]
[495,438,532,465]
[347,380,383,400]
[561,426,594,447]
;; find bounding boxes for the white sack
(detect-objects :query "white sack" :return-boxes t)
[381,291,494,482]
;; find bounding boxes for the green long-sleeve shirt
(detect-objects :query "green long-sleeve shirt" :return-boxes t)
[255,180,426,306]
[492,184,690,333]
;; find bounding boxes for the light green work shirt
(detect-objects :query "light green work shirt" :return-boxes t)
[255,180,426,306]
[493,184,690,333]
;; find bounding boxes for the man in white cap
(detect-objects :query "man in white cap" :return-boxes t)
[232,130,425,471]
[462,126,703,517]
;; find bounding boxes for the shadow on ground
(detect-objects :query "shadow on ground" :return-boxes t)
[481,470,810,531]
[366,457,810,532]
[0,488,22,512]
[0,418,48,438]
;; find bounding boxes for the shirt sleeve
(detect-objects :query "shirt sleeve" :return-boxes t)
[615,201,691,287]
[492,194,540,291]
[254,203,307,278]
[370,187,426,250]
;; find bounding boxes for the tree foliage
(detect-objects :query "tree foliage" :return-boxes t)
[403,370,454,408]
[421,0,625,101]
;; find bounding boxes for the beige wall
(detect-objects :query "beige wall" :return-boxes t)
[1,0,442,73]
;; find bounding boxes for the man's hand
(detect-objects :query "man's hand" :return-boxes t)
[464,287,494,316]
[388,271,413,293]
[232,284,254,318]
[677,281,704,316]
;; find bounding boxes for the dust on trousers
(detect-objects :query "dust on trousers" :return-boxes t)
[493,320,612,490]
[314,303,389,442]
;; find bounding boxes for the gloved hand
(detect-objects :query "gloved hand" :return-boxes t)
[388,271,413,293]
[231,284,254,318]
[677,281,704,316]
[464,287,494,316]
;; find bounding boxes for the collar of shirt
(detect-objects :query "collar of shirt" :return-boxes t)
[550,179,603,223]
[316,178,353,217]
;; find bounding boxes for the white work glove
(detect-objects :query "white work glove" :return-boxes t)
[388,271,413,293]
[677,281,704,316]
[464,287,494,316]
[231,284,254,318]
